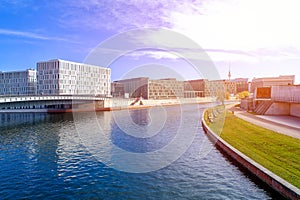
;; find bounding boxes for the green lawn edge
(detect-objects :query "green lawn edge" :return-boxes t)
[206,109,300,189]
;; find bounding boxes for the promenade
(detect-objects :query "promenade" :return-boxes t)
[229,106,300,140]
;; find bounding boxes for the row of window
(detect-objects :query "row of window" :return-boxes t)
[39,80,59,85]
[0,87,35,92]
[38,74,59,80]
[37,61,110,74]
[0,79,35,84]
[38,85,58,90]
[0,73,34,79]
[37,73,109,81]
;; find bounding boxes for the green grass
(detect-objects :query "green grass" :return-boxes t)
[207,110,300,188]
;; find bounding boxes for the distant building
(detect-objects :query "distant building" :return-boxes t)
[231,78,249,93]
[112,77,184,99]
[184,79,205,98]
[0,69,37,95]
[114,77,149,99]
[37,59,111,96]
[224,80,236,94]
[250,75,294,93]
[204,80,225,97]
[111,82,125,98]
[112,76,249,99]
[148,78,184,99]
[204,78,249,97]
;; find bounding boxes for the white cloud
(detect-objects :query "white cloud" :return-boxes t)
[128,50,178,60]
[0,28,78,43]
[169,0,300,55]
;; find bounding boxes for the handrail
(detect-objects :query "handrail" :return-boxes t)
[0,95,107,103]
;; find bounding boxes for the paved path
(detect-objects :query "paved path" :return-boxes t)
[229,107,300,140]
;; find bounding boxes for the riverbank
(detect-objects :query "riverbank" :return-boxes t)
[0,97,232,113]
[202,107,300,200]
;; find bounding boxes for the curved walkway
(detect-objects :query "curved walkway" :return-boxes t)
[229,107,300,140]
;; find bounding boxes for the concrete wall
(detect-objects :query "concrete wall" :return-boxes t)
[271,85,300,103]
[290,103,300,117]
[265,102,290,115]
[240,99,248,110]
[107,97,216,108]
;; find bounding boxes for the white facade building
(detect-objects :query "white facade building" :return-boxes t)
[37,59,111,96]
[0,69,37,95]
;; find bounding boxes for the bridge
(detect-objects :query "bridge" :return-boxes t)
[0,95,110,112]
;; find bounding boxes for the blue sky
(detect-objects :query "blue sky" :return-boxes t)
[0,0,300,83]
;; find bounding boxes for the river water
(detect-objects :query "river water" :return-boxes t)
[0,104,277,199]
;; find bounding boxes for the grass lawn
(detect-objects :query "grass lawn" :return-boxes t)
[206,109,300,189]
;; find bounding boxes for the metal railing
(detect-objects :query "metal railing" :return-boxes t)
[0,95,107,103]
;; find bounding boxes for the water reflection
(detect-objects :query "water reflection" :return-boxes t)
[0,112,48,128]
[74,104,214,173]
[129,109,149,126]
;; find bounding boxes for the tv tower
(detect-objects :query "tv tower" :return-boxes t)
[228,63,231,81]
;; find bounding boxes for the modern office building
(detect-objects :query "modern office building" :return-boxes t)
[112,77,184,99]
[113,77,149,99]
[250,75,294,93]
[184,79,205,98]
[233,78,249,93]
[148,78,184,99]
[37,59,111,96]
[0,69,37,95]
[203,78,249,97]
[111,82,125,98]
[112,76,249,99]
[223,78,249,95]
[204,79,225,97]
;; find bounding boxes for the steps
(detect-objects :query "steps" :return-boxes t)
[254,100,273,115]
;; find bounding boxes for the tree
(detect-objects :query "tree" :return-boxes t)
[237,91,250,99]
[216,90,225,104]
[225,91,230,100]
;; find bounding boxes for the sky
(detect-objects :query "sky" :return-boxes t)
[0,0,300,83]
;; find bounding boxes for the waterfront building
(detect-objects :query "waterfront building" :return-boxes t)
[184,79,205,98]
[113,77,149,99]
[224,80,236,94]
[113,76,248,99]
[204,79,225,97]
[111,82,125,98]
[37,59,111,96]
[250,75,294,93]
[204,78,248,97]
[148,78,184,99]
[112,77,184,99]
[233,78,249,93]
[0,69,37,95]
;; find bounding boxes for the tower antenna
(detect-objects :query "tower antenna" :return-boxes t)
[228,62,231,81]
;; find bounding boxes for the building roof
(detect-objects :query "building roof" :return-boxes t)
[252,75,295,82]
[37,59,109,70]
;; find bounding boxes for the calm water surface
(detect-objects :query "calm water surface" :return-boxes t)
[0,104,277,199]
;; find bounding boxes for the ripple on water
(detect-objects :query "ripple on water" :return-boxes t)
[0,106,275,199]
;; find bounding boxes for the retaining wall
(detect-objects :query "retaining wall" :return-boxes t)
[265,102,290,115]
[290,104,300,117]
[201,111,300,200]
